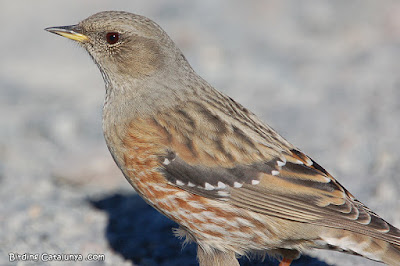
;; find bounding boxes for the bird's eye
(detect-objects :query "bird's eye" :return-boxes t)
[106,32,119,44]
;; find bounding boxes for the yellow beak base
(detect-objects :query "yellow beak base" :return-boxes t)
[45,25,88,43]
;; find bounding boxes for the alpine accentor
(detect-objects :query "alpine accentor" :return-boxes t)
[46,11,400,265]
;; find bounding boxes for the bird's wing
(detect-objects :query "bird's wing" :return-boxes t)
[149,98,400,246]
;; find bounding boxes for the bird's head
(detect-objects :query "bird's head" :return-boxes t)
[46,11,185,82]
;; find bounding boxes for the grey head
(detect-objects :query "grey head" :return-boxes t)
[46,11,200,116]
[46,11,193,88]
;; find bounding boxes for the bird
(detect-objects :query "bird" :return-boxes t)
[46,11,400,266]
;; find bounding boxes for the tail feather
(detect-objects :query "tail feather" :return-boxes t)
[382,243,400,266]
[320,229,400,265]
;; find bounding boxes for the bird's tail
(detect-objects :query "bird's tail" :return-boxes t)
[320,228,400,265]
[381,242,400,266]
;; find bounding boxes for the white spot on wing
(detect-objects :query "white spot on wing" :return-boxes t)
[321,176,331,183]
[163,158,170,165]
[305,157,313,166]
[217,181,226,189]
[176,180,185,186]
[251,180,260,185]
[277,160,286,167]
[233,182,243,188]
[188,182,195,187]
[271,170,280,176]
[204,182,215,190]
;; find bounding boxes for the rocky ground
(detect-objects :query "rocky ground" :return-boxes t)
[1,1,400,265]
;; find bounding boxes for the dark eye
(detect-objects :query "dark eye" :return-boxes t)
[106,32,119,44]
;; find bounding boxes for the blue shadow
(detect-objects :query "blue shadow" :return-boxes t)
[89,193,331,266]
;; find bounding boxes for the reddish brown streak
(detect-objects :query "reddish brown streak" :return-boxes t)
[121,118,174,200]
[175,197,204,213]
[120,118,241,234]
[119,117,283,246]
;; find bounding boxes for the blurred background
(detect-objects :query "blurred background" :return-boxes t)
[1,0,400,265]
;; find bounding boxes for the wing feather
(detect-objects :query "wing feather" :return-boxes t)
[146,99,400,246]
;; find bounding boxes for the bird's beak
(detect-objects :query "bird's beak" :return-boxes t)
[45,25,89,43]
